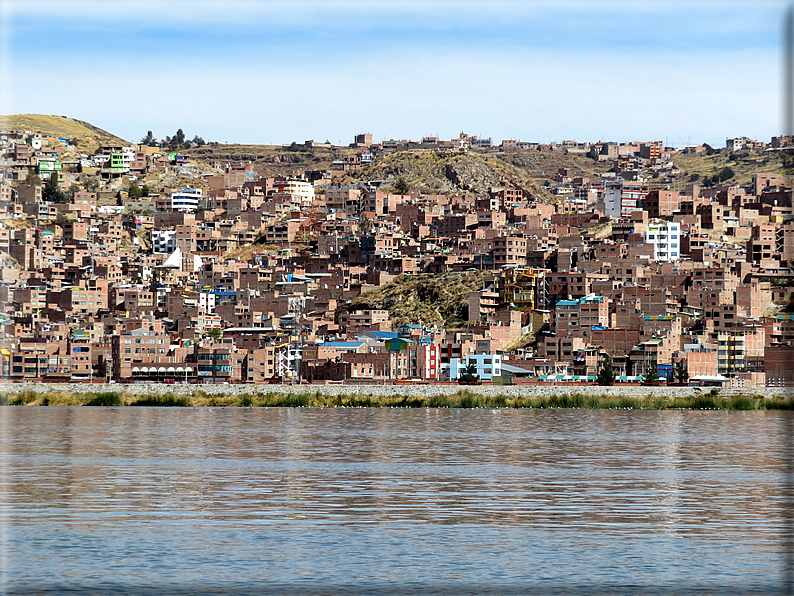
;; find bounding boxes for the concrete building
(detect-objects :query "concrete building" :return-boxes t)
[170,188,202,211]
[644,221,680,262]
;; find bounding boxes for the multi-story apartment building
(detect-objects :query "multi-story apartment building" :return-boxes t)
[552,294,609,338]
[151,230,177,254]
[644,221,680,262]
[169,188,202,211]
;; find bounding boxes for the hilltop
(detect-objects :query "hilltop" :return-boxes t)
[186,142,623,200]
[334,148,617,200]
[0,114,129,149]
[185,143,360,177]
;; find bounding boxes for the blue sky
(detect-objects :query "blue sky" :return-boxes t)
[0,0,787,147]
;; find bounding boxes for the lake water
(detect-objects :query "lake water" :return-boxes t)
[0,407,790,595]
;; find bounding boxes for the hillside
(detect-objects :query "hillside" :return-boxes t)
[337,145,791,199]
[185,143,360,177]
[340,271,493,329]
[0,114,129,149]
[671,149,788,190]
[335,148,618,201]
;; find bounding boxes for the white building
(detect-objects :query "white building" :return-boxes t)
[122,146,136,169]
[151,230,177,254]
[726,137,752,151]
[170,188,202,211]
[448,354,502,381]
[281,180,315,206]
[644,220,680,262]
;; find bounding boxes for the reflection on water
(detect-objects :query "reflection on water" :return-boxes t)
[0,407,789,594]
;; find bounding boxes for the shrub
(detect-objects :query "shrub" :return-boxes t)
[131,394,190,407]
[10,390,37,406]
[85,392,123,407]
[276,393,309,407]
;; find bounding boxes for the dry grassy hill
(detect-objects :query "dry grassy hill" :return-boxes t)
[335,148,619,201]
[185,143,360,177]
[0,114,129,151]
[671,149,788,190]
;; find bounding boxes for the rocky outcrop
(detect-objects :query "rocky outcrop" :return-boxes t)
[341,149,553,200]
[340,271,490,328]
[442,158,503,194]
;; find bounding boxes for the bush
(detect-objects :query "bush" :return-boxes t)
[428,395,454,408]
[394,177,410,194]
[131,394,190,407]
[458,394,483,408]
[10,390,38,406]
[398,395,426,408]
[272,393,309,407]
[85,392,123,407]
[727,396,756,411]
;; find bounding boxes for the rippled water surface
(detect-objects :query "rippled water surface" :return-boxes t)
[0,407,790,594]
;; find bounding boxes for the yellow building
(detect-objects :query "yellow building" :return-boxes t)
[501,267,543,312]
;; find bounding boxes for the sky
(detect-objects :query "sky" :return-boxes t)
[0,0,788,147]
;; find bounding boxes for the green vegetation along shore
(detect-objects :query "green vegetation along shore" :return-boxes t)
[2,389,793,410]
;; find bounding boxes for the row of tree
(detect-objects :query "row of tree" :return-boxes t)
[455,356,690,386]
[128,183,150,198]
[596,355,688,386]
[140,129,206,150]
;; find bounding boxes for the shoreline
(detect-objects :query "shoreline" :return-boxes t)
[1,382,791,410]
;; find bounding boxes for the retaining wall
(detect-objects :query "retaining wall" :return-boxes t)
[0,382,789,400]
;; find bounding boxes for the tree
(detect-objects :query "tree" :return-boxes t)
[192,135,205,147]
[128,183,143,198]
[394,177,410,194]
[175,128,185,146]
[208,327,223,342]
[458,361,481,385]
[643,361,661,385]
[358,212,371,235]
[53,213,70,227]
[81,175,100,192]
[674,361,689,385]
[43,175,66,203]
[596,354,615,386]
[717,166,734,182]
[140,131,155,145]
[141,185,150,197]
